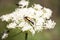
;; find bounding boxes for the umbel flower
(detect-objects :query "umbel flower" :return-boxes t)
[0,0,56,40]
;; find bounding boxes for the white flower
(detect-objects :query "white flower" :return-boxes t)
[34,18,44,32]
[18,0,29,8]
[1,33,8,39]
[0,14,12,22]
[18,21,26,28]
[34,25,43,32]
[7,22,17,28]
[26,7,35,18]
[21,22,32,31]
[36,18,45,25]
[44,20,56,29]
[18,21,35,34]
[42,7,52,19]
[34,10,43,17]
[33,4,43,10]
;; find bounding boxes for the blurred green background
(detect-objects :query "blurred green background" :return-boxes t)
[0,0,60,40]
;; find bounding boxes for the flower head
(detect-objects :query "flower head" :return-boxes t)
[0,0,56,35]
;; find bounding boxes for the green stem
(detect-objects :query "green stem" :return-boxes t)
[25,32,28,40]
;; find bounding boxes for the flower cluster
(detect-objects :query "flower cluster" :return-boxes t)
[0,0,56,35]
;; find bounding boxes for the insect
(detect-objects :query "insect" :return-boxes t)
[24,16,34,25]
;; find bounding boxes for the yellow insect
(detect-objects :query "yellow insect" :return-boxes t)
[24,16,34,25]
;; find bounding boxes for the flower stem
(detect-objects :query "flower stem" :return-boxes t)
[25,32,28,40]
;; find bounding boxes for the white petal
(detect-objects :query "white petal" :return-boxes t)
[44,20,56,29]
[2,33,8,39]
[18,0,29,7]
[42,7,52,19]
[34,4,43,10]
[7,22,17,28]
